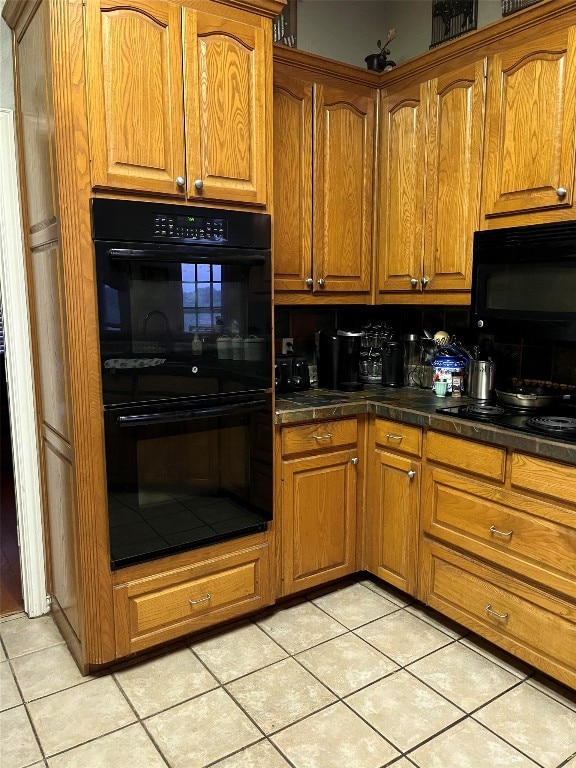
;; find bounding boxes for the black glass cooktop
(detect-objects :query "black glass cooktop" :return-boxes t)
[436,401,576,444]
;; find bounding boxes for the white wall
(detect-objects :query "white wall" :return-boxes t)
[296,0,503,68]
[1,4,15,109]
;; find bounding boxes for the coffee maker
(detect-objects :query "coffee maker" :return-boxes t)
[317,330,364,391]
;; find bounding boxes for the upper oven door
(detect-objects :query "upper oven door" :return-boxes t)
[95,241,272,405]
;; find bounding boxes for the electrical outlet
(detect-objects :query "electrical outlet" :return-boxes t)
[281,337,294,354]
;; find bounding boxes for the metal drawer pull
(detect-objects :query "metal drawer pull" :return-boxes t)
[485,604,508,620]
[351,457,359,465]
[489,525,513,538]
[313,433,333,440]
[407,470,416,479]
[189,593,211,606]
[385,433,403,441]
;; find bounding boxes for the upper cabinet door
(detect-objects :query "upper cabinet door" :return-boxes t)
[183,8,268,206]
[314,85,374,294]
[424,60,485,292]
[483,27,576,219]
[272,73,313,292]
[378,81,427,294]
[85,0,186,195]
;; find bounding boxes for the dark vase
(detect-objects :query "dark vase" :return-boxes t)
[364,53,385,72]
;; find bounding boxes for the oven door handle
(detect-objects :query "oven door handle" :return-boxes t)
[107,248,267,266]
[115,399,267,427]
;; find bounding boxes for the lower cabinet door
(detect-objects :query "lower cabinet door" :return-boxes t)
[366,448,420,595]
[282,448,358,595]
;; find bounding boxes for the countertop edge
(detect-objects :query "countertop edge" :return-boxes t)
[275,391,576,466]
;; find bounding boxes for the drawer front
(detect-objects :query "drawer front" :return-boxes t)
[114,544,271,655]
[511,453,576,506]
[374,418,422,457]
[426,431,506,481]
[423,468,576,597]
[423,542,576,682]
[281,418,357,457]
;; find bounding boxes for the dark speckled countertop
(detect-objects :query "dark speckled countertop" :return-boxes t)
[275,387,576,466]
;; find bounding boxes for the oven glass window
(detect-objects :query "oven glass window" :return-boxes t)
[95,246,272,403]
[182,263,222,333]
[105,397,272,569]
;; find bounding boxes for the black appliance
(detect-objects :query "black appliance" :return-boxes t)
[275,355,310,393]
[317,330,364,392]
[436,401,576,445]
[381,339,404,387]
[92,198,273,569]
[471,220,576,341]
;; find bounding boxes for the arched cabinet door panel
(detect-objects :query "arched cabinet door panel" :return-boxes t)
[483,27,576,219]
[85,0,186,196]
[183,8,268,206]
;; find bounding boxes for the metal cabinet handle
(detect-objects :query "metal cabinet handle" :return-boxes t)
[557,187,567,198]
[194,179,204,190]
[189,593,211,606]
[485,604,508,620]
[313,433,333,441]
[421,276,429,287]
[351,457,359,465]
[410,278,419,287]
[407,470,416,479]
[305,278,313,288]
[489,525,513,538]
[317,278,325,287]
[385,433,403,441]
[176,176,185,187]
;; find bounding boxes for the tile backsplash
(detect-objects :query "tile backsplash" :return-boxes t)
[276,305,576,387]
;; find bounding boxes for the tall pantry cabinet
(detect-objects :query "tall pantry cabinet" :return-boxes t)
[2,0,283,673]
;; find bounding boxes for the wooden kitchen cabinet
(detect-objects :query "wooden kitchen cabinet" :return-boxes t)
[377,59,485,303]
[482,26,576,226]
[86,0,270,206]
[365,419,422,596]
[421,432,576,689]
[3,0,282,673]
[273,51,376,302]
[279,419,359,594]
[114,535,273,656]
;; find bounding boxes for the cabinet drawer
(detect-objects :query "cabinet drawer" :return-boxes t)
[423,467,576,598]
[426,431,506,481]
[511,453,576,506]
[374,418,422,457]
[281,418,357,457]
[114,543,271,655]
[423,542,576,685]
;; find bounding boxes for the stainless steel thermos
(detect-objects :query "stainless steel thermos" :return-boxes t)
[467,359,496,399]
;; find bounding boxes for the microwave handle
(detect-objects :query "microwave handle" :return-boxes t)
[107,248,267,266]
[116,399,266,427]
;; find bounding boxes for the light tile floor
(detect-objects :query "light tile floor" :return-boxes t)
[1,577,576,768]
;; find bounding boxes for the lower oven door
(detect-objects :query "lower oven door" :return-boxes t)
[104,394,272,569]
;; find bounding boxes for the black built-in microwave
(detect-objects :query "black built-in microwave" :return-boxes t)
[471,220,576,341]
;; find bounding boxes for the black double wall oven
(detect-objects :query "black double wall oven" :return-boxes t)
[92,199,273,570]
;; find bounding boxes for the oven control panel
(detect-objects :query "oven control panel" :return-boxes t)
[154,214,227,241]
